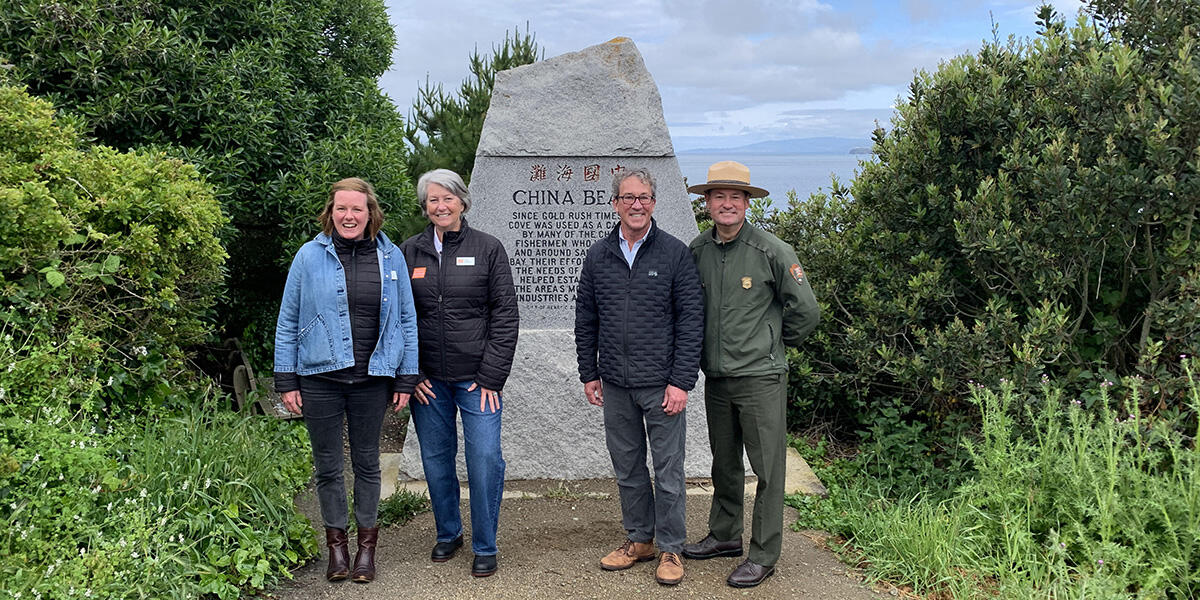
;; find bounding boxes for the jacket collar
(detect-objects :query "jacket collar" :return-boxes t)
[316,230,394,251]
[709,220,753,247]
[414,217,472,254]
[604,218,658,247]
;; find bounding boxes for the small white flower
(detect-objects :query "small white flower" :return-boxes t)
[140,488,148,498]
[133,346,148,356]
[7,362,14,372]
[131,551,139,558]
[31,454,39,462]
[204,478,211,489]
[106,376,114,386]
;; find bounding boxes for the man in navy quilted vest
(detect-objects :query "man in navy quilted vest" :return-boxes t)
[574,167,704,586]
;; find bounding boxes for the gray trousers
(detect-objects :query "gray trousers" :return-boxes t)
[602,382,687,553]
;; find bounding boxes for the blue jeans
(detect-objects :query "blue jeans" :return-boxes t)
[410,378,506,555]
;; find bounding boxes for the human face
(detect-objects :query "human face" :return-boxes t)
[613,177,655,240]
[332,189,369,240]
[706,188,750,231]
[425,183,464,233]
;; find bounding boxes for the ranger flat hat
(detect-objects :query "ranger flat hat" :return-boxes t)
[687,161,769,198]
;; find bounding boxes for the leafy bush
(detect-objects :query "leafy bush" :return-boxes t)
[774,4,1200,430]
[0,399,316,599]
[1,83,226,410]
[792,363,1200,597]
[0,0,418,337]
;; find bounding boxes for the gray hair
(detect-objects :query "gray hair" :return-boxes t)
[416,169,471,217]
[610,167,656,200]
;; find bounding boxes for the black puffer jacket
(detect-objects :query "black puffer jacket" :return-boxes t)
[574,220,704,390]
[396,219,519,392]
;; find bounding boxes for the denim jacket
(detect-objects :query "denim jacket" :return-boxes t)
[274,231,419,378]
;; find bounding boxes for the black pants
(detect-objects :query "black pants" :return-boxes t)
[300,376,389,530]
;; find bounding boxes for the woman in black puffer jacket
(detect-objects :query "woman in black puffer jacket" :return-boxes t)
[396,169,518,578]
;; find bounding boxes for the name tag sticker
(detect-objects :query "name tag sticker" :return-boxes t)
[412,267,426,279]
[457,256,476,266]
[391,270,398,280]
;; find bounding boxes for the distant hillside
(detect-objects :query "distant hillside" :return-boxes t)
[680,137,872,155]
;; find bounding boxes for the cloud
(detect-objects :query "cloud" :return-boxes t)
[380,0,1066,148]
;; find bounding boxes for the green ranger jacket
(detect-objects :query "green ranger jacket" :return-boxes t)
[689,223,820,378]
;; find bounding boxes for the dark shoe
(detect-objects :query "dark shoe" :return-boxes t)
[681,532,743,560]
[431,535,464,562]
[325,528,350,581]
[726,559,775,588]
[471,554,498,577]
[351,527,379,583]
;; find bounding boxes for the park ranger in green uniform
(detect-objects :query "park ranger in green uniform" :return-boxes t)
[681,161,820,588]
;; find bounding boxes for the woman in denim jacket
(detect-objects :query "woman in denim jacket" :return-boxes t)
[274,177,419,583]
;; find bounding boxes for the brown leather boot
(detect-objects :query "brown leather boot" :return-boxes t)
[351,527,379,583]
[325,528,350,581]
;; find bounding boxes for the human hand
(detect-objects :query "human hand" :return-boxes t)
[662,385,687,416]
[584,380,604,406]
[468,382,500,413]
[392,392,411,412]
[414,379,434,405]
[282,390,303,415]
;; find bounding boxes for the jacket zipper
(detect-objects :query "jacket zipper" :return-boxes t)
[717,245,726,374]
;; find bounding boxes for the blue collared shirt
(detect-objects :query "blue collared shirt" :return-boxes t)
[618,224,651,268]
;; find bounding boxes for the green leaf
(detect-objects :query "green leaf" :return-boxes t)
[102,254,121,272]
[45,270,65,288]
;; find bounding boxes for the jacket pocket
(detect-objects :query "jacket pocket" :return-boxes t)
[298,314,336,368]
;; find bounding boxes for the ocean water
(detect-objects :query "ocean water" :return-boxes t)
[676,153,869,208]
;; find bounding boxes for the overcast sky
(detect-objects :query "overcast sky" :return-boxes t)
[380,0,1084,151]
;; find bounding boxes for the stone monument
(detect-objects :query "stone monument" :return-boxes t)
[399,38,715,480]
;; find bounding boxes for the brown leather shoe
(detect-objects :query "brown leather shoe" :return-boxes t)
[600,539,656,571]
[351,527,379,583]
[681,532,743,560]
[325,528,350,581]
[655,552,684,585]
[727,559,775,588]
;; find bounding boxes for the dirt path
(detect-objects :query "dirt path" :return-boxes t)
[267,479,884,600]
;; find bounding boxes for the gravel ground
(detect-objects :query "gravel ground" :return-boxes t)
[265,477,886,600]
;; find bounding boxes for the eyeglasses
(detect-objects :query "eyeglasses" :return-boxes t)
[615,194,656,206]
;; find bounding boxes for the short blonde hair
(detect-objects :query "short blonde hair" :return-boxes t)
[319,177,385,240]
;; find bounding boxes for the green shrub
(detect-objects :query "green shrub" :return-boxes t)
[0,84,226,411]
[792,362,1200,598]
[773,3,1200,431]
[0,399,316,599]
[0,0,416,335]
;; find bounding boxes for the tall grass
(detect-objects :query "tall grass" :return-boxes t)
[793,364,1200,598]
